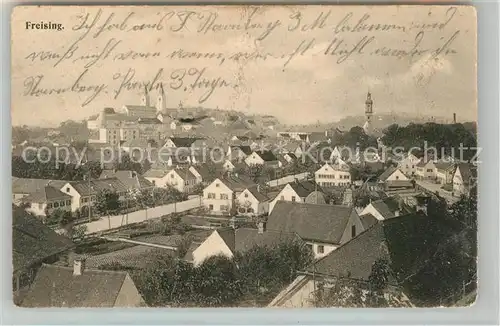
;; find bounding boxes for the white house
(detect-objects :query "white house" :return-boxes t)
[397,153,421,177]
[267,201,365,259]
[188,225,301,266]
[314,162,351,187]
[244,151,280,168]
[22,186,73,217]
[226,145,252,162]
[358,197,411,221]
[222,159,247,173]
[434,161,455,185]
[269,180,325,214]
[377,166,413,190]
[452,163,477,197]
[202,175,255,215]
[161,168,199,193]
[415,160,437,180]
[235,186,270,216]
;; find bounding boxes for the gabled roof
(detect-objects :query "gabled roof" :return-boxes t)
[369,197,411,220]
[12,178,68,195]
[289,180,323,198]
[190,164,214,181]
[360,213,379,229]
[99,170,153,190]
[20,264,138,307]
[167,137,198,148]
[22,186,72,203]
[456,163,477,182]
[378,166,399,182]
[12,206,74,273]
[142,168,170,178]
[231,145,253,155]
[304,191,327,205]
[267,202,354,244]
[219,175,256,192]
[305,213,445,283]
[215,227,302,254]
[137,117,162,124]
[244,185,270,202]
[254,150,278,162]
[434,161,455,172]
[120,138,149,148]
[66,178,128,196]
[173,168,197,181]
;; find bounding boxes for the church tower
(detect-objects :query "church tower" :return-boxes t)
[363,92,374,134]
[157,84,167,114]
[141,86,150,107]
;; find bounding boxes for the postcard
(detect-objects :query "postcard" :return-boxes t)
[11,5,477,308]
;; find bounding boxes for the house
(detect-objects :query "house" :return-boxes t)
[163,137,198,149]
[142,168,171,187]
[314,162,351,187]
[268,213,444,308]
[267,201,365,259]
[434,161,455,185]
[358,197,412,221]
[161,168,199,193]
[235,185,270,216]
[226,145,253,161]
[188,224,302,266]
[20,260,146,307]
[245,150,280,168]
[202,175,255,215]
[12,206,75,304]
[189,164,216,185]
[397,153,421,177]
[22,186,72,217]
[269,180,325,213]
[222,159,247,173]
[59,178,128,212]
[415,160,437,180]
[378,166,413,190]
[452,163,477,197]
[99,169,153,192]
[11,178,67,204]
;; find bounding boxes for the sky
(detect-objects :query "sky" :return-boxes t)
[11,5,477,126]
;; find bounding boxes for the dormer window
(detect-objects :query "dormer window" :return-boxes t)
[216,183,220,187]
[244,193,248,198]
[66,187,70,193]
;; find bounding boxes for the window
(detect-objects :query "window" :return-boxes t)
[247,207,254,213]
[215,183,220,187]
[66,200,71,205]
[317,245,324,254]
[427,169,433,172]
[244,193,248,198]
[291,196,296,202]
[280,196,284,200]
[152,180,156,186]
[60,201,65,207]
[66,187,70,193]
[351,225,356,237]
[38,203,43,209]
[395,176,399,180]
[47,203,53,209]
[53,202,59,208]
[209,204,214,210]
[220,205,228,211]
[207,193,216,199]
[220,194,229,200]
[171,174,175,178]
[306,244,313,251]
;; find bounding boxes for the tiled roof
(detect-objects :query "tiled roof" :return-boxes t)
[378,166,398,182]
[216,227,302,254]
[67,178,128,196]
[304,191,326,205]
[12,206,74,273]
[370,197,410,220]
[20,264,132,307]
[174,168,197,181]
[12,178,67,195]
[168,137,198,148]
[99,170,153,190]
[456,163,477,182]
[232,145,253,155]
[434,161,455,172]
[137,117,162,124]
[254,150,278,162]
[142,169,170,178]
[220,175,256,192]
[267,202,354,244]
[22,186,72,203]
[191,164,214,182]
[306,213,443,283]
[245,185,270,202]
[289,180,323,198]
[84,245,175,270]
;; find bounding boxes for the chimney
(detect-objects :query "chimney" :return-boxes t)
[324,130,328,137]
[73,258,86,276]
[257,184,260,193]
[453,113,457,124]
[258,221,266,234]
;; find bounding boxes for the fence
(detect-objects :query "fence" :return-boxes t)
[266,172,310,187]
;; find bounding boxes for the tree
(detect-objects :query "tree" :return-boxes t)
[135,189,155,219]
[93,189,120,228]
[47,209,74,237]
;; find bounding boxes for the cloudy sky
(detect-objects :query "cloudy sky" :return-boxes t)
[11,5,477,126]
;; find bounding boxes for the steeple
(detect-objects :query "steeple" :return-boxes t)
[157,83,167,114]
[141,86,150,107]
[363,92,374,135]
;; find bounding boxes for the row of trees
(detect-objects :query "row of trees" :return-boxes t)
[134,241,313,307]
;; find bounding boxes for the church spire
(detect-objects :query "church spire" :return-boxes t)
[157,83,167,114]
[141,85,150,107]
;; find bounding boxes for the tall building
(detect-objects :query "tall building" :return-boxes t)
[363,92,374,135]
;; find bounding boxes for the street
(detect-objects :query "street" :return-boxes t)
[415,180,458,204]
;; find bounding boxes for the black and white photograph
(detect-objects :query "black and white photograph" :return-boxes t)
[11,5,478,308]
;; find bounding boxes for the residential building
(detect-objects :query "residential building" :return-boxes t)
[245,150,281,168]
[378,166,413,190]
[314,162,351,187]
[226,145,253,161]
[161,168,199,193]
[188,225,302,266]
[12,178,67,204]
[20,260,146,307]
[415,160,437,180]
[268,213,442,308]
[269,180,325,213]
[222,159,247,173]
[267,201,365,259]
[202,175,255,215]
[142,168,171,187]
[163,137,199,149]
[189,164,216,185]
[359,197,412,221]
[452,163,477,197]
[434,161,456,185]
[60,178,128,212]
[22,186,72,217]
[235,186,270,216]
[397,153,421,177]
[12,206,75,304]
[99,169,153,192]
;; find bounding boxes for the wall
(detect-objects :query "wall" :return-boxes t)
[114,274,146,307]
[60,183,82,212]
[203,180,234,214]
[309,242,337,259]
[269,184,302,213]
[339,210,366,244]
[385,169,409,181]
[192,231,234,266]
